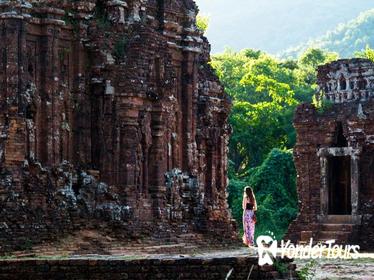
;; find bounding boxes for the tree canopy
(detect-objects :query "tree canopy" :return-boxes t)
[211,48,337,172]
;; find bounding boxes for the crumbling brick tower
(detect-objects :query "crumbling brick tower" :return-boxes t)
[0,0,235,251]
[287,59,374,249]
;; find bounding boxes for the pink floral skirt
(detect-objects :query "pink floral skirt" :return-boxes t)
[242,209,255,246]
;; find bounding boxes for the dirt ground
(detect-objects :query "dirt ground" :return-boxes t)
[295,254,374,280]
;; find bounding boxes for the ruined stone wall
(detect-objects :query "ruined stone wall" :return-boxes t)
[287,59,374,249]
[0,256,296,280]
[0,0,234,252]
[318,59,374,103]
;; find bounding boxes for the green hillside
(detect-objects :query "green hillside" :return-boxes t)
[283,9,374,58]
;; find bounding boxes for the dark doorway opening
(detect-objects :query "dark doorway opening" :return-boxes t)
[328,156,352,215]
[334,122,348,147]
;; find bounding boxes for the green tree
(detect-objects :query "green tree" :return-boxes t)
[299,48,339,69]
[355,45,374,61]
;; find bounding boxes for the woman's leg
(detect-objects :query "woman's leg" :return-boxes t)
[249,221,255,245]
[242,211,249,245]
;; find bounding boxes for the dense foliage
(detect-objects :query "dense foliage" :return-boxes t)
[212,48,337,172]
[284,9,374,58]
[249,149,298,239]
[228,149,298,239]
[211,48,338,240]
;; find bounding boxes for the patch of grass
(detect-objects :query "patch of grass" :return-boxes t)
[113,38,128,61]
[95,2,111,30]
[59,48,71,61]
[119,255,145,261]
[18,239,34,251]
[273,259,289,275]
[350,257,374,264]
[63,10,80,33]
[312,95,334,114]
[97,16,110,30]
[296,259,317,280]
[0,255,17,260]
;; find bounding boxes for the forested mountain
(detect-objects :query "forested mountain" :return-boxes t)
[195,0,374,54]
[283,9,374,58]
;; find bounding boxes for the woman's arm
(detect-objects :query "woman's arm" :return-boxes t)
[242,196,246,210]
[253,197,257,211]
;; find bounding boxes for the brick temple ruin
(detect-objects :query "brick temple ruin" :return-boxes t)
[0,0,235,252]
[287,58,374,249]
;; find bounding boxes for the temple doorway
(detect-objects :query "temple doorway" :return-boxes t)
[328,156,352,215]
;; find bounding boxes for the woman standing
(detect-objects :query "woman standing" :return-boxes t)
[242,186,257,246]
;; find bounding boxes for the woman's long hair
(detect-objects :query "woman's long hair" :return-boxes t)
[244,186,255,203]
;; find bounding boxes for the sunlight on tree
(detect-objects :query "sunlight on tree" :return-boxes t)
[299,48,339,69]
[355,45,374,61]
[211,48,338,172]
[196,14,210,33]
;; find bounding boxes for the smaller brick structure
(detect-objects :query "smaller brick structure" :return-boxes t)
[287,59,374,249]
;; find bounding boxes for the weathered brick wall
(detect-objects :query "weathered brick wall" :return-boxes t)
[0,0,235,252]
[0,257,296,280]
[287,59,374,249]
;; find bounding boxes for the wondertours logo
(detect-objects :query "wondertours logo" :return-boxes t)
[256,235,360,266]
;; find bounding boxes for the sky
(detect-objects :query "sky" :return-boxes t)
[194,0,374,54]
